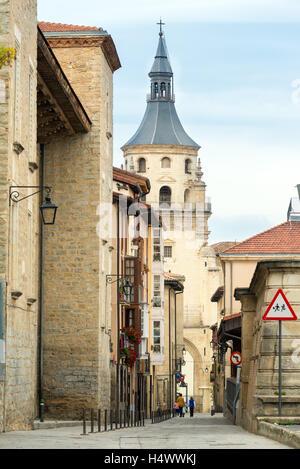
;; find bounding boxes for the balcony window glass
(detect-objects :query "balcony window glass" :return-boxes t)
[153,321,161,352]
[164,246,172,258]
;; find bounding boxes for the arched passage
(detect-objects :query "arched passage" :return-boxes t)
[181,337,207,413]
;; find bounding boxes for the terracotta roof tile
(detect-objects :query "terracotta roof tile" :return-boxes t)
[164,272,185,282]
[223,312,241,321]
[222,221,300,255]
[211,241,239,254]
[38,22,102,32]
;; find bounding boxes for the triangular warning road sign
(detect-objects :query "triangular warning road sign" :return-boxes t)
[263,289,297,321]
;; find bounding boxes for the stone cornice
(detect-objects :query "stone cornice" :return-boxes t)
[45,35,121,73]
[122,144,199,155]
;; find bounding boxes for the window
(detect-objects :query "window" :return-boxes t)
[125,258,135,303]
[138,158,146,173]
[153,275,161,307]
[153,228,161,262]
[161,157,171,169]
[153,321,161,352]
[159,186,171,206]
[185,159,192,174]
[184,189,192,204]
[161,82,166,97]
[164,246,172,258]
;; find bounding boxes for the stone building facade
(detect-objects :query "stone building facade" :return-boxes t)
[122,28,220,412]
[154,273,184,411]
[0,0,39,432]
[236,260,300,432]
[0,2,121,430]
[39,22,121,418]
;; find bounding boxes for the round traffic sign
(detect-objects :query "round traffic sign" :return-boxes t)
[230,351,242,366]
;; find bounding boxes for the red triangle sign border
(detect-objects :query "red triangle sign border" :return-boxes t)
[263,289,297,321]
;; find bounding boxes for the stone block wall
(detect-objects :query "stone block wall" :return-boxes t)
[0,0,39,432]
[43,43,114,418]
[238,261,300,432]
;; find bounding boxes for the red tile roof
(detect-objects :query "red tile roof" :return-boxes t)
[222,221,300,255]
[223,312,241,322]
[164,272,185,282]
[38,22,102,32]
[211,241,239,254]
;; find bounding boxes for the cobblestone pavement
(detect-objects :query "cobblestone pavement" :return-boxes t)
[0,414,290,449]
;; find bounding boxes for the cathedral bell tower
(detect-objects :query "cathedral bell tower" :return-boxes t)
[121,24,218,413]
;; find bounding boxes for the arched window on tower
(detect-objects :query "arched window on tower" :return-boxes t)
[184,189,192,204]
[168,83,171,99]
[154,82,159,98]
[161,82,166,98]
[185,159,192,174]
[161,157,171,169]
[160,186,171,207]
[138,158,146,173]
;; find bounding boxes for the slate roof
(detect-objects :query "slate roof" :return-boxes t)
[122,101,200,148]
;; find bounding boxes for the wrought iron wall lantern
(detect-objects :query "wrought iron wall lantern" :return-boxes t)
[106,275,133,298]
[9,186,58,225]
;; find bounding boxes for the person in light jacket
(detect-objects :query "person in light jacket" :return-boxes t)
[176,394,185,417]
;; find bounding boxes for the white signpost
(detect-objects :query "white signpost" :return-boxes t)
[263,289,297,416]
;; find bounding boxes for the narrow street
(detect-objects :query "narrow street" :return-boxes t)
[0,414,289,449]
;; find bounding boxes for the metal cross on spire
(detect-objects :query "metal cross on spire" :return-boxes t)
[157,18,165,36]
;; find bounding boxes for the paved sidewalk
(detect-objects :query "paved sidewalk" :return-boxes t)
[0,414,290,449]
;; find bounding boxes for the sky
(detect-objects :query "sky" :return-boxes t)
[38,0,300,244]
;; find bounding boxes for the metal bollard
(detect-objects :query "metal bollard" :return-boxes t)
[98,409,101,433]
[90,408,94,433]
[115,409,118,430]
[81,408,87,436]
[110,409,113,431]
[105,409,108,432]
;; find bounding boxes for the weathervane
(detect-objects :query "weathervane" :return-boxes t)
[157,18,165,36]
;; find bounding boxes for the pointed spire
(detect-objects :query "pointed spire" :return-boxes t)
[149,20,173,77]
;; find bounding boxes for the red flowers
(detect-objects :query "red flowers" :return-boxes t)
[121,326,142,345]
[120,347,137,368]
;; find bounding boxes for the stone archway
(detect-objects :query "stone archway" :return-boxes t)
[182,337,207,412]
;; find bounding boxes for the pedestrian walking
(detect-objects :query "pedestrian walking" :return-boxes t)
[189,397,195,417]
[173,402,179,416]
[176,394,185,417]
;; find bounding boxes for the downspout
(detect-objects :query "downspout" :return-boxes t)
[230,261,233,315]
[169,286,172,409]
[175,290,183,401]
[116,199,120,417]
[38,143,45,422]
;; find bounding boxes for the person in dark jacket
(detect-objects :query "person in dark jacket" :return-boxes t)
[189,397,195,417]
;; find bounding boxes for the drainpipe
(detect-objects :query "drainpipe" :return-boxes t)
[38,144,45,422]
[116,199,120,418]
[168,287,172,409]
[175,291,183,400]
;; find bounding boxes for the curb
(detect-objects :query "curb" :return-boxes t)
[257,420,300,449]
[33,421,82,430]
